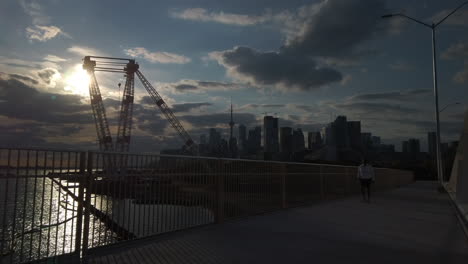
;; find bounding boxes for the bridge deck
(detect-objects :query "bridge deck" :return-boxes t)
[86,182,468,264]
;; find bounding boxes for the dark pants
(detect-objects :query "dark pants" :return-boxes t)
[360,179,372,201]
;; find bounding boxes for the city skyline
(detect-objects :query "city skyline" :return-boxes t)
[0,0,467,153]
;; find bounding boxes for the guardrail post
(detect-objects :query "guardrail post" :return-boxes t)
[81,151,93,258]
[215,160,225,224]
[74,151,86,257]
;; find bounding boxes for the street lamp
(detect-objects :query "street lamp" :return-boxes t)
[440,102,461,113]
[382,1,468,185]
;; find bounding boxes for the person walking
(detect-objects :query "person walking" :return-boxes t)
[357,159,375,203]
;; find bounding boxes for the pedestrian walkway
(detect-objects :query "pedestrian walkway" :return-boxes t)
[86,182,468,264]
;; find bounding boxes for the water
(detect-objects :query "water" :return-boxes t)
[0,171,214,263]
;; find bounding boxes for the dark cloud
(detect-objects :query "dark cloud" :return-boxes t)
[37,68,59,84]
[348,89,431,102]
[174,84,198,91]
[163,80,241,93]
[0,78,91,124]
[209,0,397,91]
[8,74,39,85]
[172,102,212,113]
[281,0,387,60]
[212,46,343,91]
[333,102,418,115]
[442,42,468,83]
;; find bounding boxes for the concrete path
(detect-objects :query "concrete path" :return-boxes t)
[87,182,468,264]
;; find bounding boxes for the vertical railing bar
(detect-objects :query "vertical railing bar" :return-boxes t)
[62,152,70,255]
[52,152,62,257]
[1,149,11,257]
[115,154,126,242]
[159,156,165,234]
[149,155,155,234]
[19,150,30,262]
[45,151,55,257]
[74,152,86,257]
[81,151,93,259]
[141,154,147,236]
[10,150,21,263]
[29,151,39,260]
[131,154,138,237]
[103,153,111,245]
[37,151,48,259]
[70,152,78,252]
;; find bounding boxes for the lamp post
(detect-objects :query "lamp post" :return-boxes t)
[382,2,468,185]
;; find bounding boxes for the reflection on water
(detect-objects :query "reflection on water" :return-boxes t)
[0,171,214,263]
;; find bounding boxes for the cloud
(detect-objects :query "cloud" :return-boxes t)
[67,46,106,57]
[280,0,387,60]
[388,61,414,72]
[26,25,67,42]
[139,97,212,113]
[158,79,242,93]
[125,47,191,64]
[44,55,67,62]
[19,0,50,25]
[441,42,468,83]
[210,46,342,91]
[37,68,61,85]
[239,104,286,110]
[0,78,91,124]
[170,8,270,26]
[1,73,39,85]
[204,0,398,91]
[347,89,431,102]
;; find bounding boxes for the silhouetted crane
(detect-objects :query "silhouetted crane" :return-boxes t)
[83,56,196,154]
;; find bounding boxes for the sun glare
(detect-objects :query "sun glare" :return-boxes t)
[64,64,90,96]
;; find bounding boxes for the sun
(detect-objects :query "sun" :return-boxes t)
[64,64,90,96]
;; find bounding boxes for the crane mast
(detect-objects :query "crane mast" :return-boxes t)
[83,56,196,154]
[83,57,114,151]
[115,61,138,152]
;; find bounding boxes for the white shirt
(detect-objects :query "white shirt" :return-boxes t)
[357,164,375,180]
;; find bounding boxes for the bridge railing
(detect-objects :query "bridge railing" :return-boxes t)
[0,148,414,263]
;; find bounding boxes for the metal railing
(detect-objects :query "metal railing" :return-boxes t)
[0,148,414,263]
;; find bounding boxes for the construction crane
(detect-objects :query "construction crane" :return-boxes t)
[83,56,196,154]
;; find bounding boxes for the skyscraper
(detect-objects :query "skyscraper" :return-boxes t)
[263,116,279,153]
[292,128,305,153]
[308,131,322,149]
[334,116,349,148]
[247,126,262,154]
[280,127,293,154]
[239,124,247,150]
[347,121,361,150]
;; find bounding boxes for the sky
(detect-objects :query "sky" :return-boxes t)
[0,0,467,152]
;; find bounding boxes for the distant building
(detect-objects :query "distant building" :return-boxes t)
[292,128,305,153]
[209,128,221,150]
[361,132,372,150]
[308,131,322,149]
[238,124,247,151]
[371,136,381,146]
[403,138,420,154]
[347,121,361,150]
[334,116,349,148]
[200,134,206,145]
[402,140,409,153]
[247,126,262,154]
[280,127,293,154]
[263,116,279,153]
[428,132,436,157]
